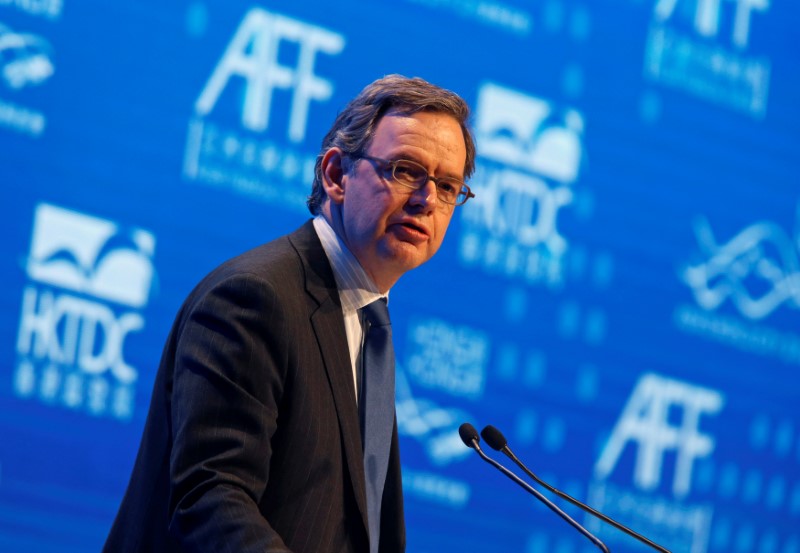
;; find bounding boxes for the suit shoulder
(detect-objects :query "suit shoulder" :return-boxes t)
[187,222,325,300]
[197,237,301,296]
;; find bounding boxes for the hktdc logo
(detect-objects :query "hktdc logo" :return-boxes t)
[459,82,585,285]
[15,203,156,420]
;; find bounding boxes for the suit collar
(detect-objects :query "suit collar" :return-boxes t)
[287,220,370,536]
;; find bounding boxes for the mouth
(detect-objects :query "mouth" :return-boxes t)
[402,219,429,235]
[391,218,430,242]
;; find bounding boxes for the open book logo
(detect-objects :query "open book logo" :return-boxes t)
[26,204,155,308]
[475,82,583,183]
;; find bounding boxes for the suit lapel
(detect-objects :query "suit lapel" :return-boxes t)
[288,221,370,536]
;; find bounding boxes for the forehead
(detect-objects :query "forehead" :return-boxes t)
[369,110,467,172]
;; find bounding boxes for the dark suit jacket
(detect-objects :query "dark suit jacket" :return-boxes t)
[104,221,405,553]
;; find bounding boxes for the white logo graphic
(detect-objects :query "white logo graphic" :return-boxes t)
[27,203,155,308]
[0,23,54,90]
[475,82,583,183]
[460,82,586,285]
[396,367,473,467]
[195,7,344,143]
[184,8,344,210]
[646,0,771,117]
[406,318,489,399]
[595,373,724,498]
[682,216,800,320]
[15,204,156,419]
[2,0,63,20]
[654,0,769,48]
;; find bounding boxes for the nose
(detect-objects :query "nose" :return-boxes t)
[408,178,438,212]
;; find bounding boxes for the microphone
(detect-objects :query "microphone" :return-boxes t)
[480,424,671,553]
[458,423,610,553]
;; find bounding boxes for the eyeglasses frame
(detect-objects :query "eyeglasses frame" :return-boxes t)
[348,153,475,206]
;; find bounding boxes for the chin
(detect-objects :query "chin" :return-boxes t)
[379,242,430,273]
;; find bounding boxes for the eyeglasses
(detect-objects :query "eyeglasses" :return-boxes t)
[350,154,475,206]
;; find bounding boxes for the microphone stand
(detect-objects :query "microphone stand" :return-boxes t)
[460,425,610,553]
[481,425,671,553]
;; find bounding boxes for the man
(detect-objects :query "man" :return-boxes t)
[103,74,476,553]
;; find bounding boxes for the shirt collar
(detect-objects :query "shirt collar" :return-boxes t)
[313,216,386,313]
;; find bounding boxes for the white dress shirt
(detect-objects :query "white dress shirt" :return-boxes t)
[313,216,387,401]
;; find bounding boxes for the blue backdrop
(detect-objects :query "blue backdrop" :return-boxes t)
[2,1,799,552]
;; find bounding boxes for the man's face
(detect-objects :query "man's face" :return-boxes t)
[325,109,467,292]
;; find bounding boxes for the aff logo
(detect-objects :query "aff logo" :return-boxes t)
[595,373,724,498]
[195,8,345,143]
[15,204,156,419]
[183,8,344,208]
[0,22,55,90]
[654,0,770,49]
[681,216,800,320]
[646,0,771,117]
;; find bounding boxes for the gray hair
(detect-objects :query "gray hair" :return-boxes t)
[307,74,476,214]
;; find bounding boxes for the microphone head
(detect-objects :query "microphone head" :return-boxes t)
[481,425,508,451]
[458,423,480,449]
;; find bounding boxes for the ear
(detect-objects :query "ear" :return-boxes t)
[321,147,348,205]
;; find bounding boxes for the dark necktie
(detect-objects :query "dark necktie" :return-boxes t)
[360,298,395,553]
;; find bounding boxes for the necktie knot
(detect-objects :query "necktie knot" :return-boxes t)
[362,298,391,327]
